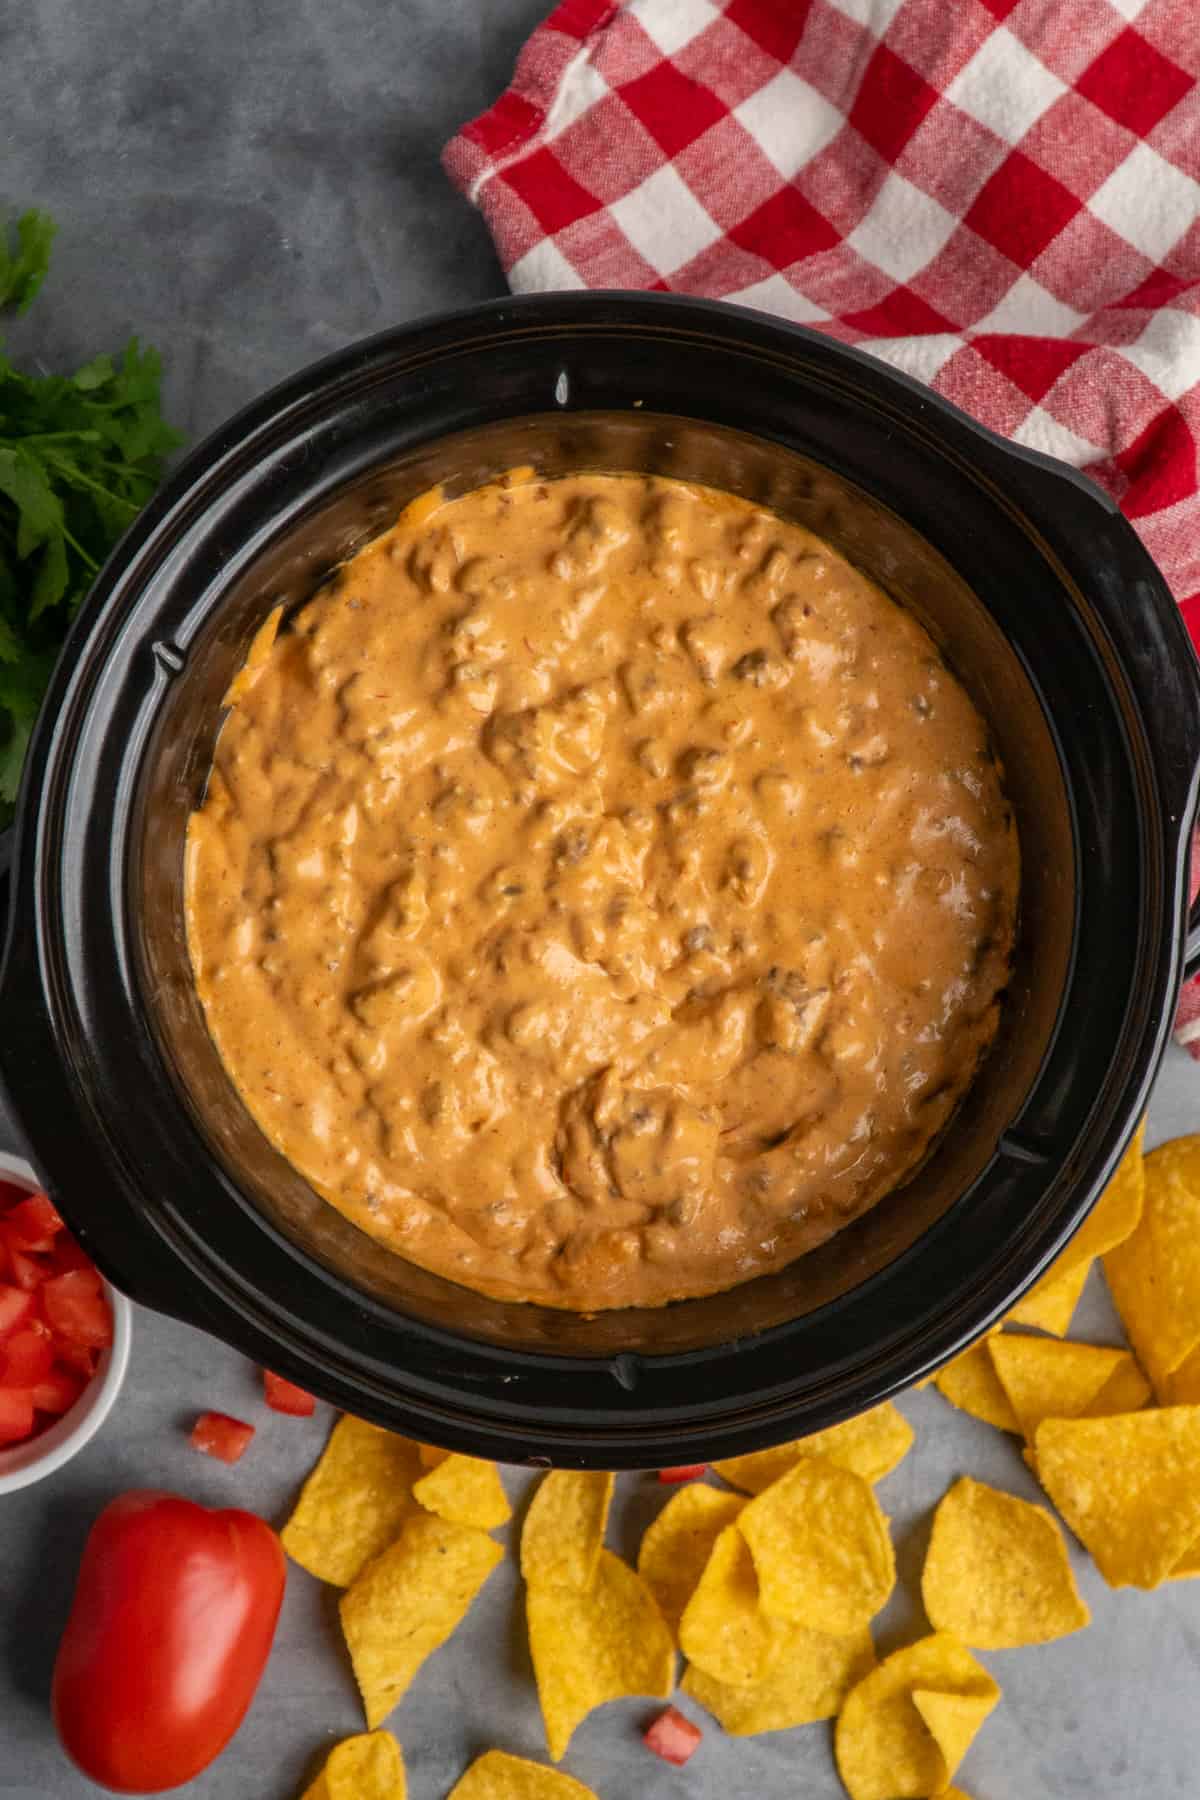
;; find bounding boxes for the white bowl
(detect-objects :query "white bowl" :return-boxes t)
[0,1150,132,1495]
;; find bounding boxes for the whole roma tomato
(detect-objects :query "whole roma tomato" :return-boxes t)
[53,1489,286,1792]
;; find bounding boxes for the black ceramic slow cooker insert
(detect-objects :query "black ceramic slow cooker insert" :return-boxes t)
[3,293,1199,1468]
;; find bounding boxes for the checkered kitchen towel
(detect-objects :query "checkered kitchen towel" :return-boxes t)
[444,0,1200,1050]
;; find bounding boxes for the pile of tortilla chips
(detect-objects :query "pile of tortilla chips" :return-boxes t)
[280,1125,1200,1800]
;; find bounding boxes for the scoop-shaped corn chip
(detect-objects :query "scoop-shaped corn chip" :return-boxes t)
[638,1483,745,1639]
[988,1337,1129,1441]
[739,1456,894,1635]
[834,1632,1000,1800]
[713,1403,913,1493]
[678,1523,783,1688]
[921,1476,1090,1647]
[521,1471,614,1590]
[446,1750,598,1799]
[412,1454,511,1531]
[935,1343,1018,1433]
[340,1512,504,1726]
[283,1417,423,1587]
[683,1619,874,1734]
[300,1731,407,1800]
[1105,1135,1200,1390]
[1035,1406,1200,1589]
[527,1549,674,1761]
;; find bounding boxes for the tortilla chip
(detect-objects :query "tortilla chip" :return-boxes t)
[1085,1356,1152,1417]
[921,1476,1089,1647]
[446,1750,598,1799]
[1170,1538,1200,1581]
[678,1523,783,1687]
[834,1633,1000,1800]
[1156,1340,1200,1406]
[739,1456,894,1634]
[301,1731,407,1800]
[713,1403,913,1493]
[935,1343,1019,1433]
[1058,1118,1146,1273]
[282,1416,423,1587]
[988,1337,1129,1441]
[412,1454,511,1531]
[637,1483,745,1639]
[1035,1407,1200,1589]
[683,1621,874,1735]
[526,1549,674,1761]
[418,1443,449,1470]
[1005,1256,1091,1336]
[340,1512,503,1726]
[521,1471,614,1590]
[1104,1135,1200,1389]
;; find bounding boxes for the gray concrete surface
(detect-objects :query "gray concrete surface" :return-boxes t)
[3,3,1200,1796]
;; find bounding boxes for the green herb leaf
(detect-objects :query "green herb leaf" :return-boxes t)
[0,211,58,314]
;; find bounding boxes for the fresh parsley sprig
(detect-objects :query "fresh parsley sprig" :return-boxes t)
[0,210,181,819]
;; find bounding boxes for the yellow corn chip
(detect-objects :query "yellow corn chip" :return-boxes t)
[988,1336,1129,1440]
[446,1750,598,1799]
[1006,1254,1092,1336]
[1056,1118,1146,1274]
[1157,1340,1200,1406]
[301,1731,407,1800]
[683,1621,874,1735]
[1104,1135,1200,1390]
[412,1454,511,1531]
[637,1483,745,1639]
[739,1456,894,1634]
[921,1476,1089,1647]
[834,1633,1000,1800]
[678,1523,783,1687]
[1085,1356,1152,1416]
[1035,1407,1200,1589]
[713,1403,913,1493]
[935,1343,1019,1433]
[283,1417,423,1587]
[1170,1538,1200,1581]
[526,1549,674,1761]
[521,1471,614,1590]
[418,1443,449,1469]
[340,1512,504,1726]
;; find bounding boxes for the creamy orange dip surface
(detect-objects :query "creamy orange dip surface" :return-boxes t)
[185,473,1019,1310]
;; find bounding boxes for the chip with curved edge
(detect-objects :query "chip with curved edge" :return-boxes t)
[282,1416,424,1587]
[682,1619,874,1734]
[418,1442,449,1470]
[527,1548,674,1761]
[921,1476,1090,1647]
[713,1403,913,1493]
[1035,1407,1200,1589]
[301,1730,407,1800]
[412,1453,512,1531]
[638,1483,746,1639]
[1056,1118,1146,1274]
[521,1471,614,1590]
[1161,1341,1200,1406]
[446,1749,598,1799]
[934,1342,1018,1433]
[834,1632,1000,1800]
[1086,1356,1152,1417]
[1006,1254,1092,1336]
[678,1523,783,1687]
[340,1512,504,1726]
[1105,1135,1200,1390]
[988,1337,1129,1441]
[738,1456,895,1635]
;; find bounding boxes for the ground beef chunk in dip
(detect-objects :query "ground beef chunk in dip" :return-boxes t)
[185,472,1019,1309]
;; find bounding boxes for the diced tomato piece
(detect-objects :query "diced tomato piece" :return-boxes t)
[0,1180,32,1212]
[262,1370,316,1416]
[0,1386,35,1445]
[190,1412,255,1464]
[658,1463,708,1483]
[32,1367,86,1415]
[52,1230,95,1274]
[0,1283,37,1340]
[2,1231,49,1291]
[41,1270,113,1349]
[55,1338,99,1379]
[0,1327,55,1387]
[643,1706,702,1766]
[4,1191,64,1252]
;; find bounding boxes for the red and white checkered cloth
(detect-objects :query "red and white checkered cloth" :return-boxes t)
[443,0,1200,1049]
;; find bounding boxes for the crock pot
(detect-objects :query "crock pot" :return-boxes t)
[2,293,1198,1468]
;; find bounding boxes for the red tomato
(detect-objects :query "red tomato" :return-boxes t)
[32,1367,86,1415]
[190,1412,255,1463]
[53,1490,286,1792]
[0,1386,34,1443]
[0,1282,36,1339]
[0,1326,55,1387]
[3,1233,49,1291]
[52,1229,97,1274]
[55,1338,99,1379]
[657,1463,708,1483]
[262,1369,316,1416]
[41,1269,113,1348]
[643,1705,703,1766]
[5,1191,64,1251]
